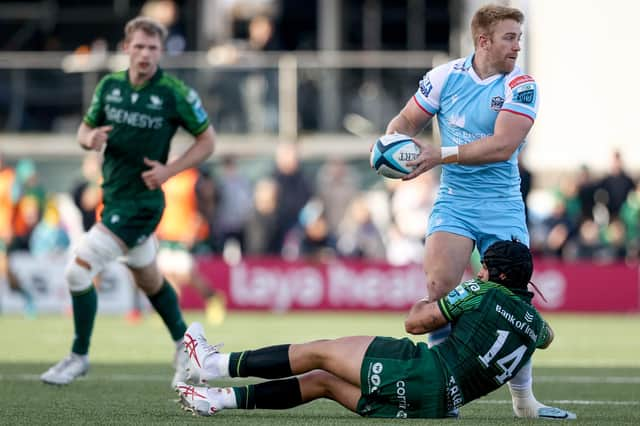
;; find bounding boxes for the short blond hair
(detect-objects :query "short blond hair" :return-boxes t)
[471,5,524,48]
[124,16,168,42]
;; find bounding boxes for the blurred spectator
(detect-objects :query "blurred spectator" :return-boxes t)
[141,0,186,55]
[540,195,574,258]
[245,177,280,255]
[5,159,46,317]
[620,180,640,262]
[601,219,627,261]
[315,157,360,237]
[29,197,70,257]
[598,150,635,220]
[71,153,102,232]
[576,164,598,223]
[282,199,337,262]
[243,14,280,132]
[215,155,252,252]
[195,166,222,253]
[0,152,14,251]
[570,219,605,260]
[271,143,312,252]
[156,167,225,325]
[337,195,386,259]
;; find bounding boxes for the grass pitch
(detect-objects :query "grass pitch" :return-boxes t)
[1,312,639,425]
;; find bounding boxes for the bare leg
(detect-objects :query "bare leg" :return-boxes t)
[289,336,374,386]
[298,370,361,412]
[423,232,474,301]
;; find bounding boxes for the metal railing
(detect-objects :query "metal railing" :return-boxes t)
[0,50,448,157]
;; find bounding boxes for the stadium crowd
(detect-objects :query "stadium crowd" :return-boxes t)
[2,147,639,274]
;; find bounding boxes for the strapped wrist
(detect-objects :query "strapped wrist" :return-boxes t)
[441,146,459,164]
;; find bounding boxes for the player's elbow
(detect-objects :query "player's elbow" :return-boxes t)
[404,318,426,335]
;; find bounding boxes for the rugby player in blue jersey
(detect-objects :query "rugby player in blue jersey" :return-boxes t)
[384,4,573,420]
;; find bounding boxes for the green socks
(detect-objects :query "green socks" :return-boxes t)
[148,280,187,341]
[71,286,98,355]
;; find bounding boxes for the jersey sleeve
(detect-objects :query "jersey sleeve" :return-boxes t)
[174,84,211,136]
[438,280,490,322]
[536,321,552,348]
[83,76,109,127]
[501,74,539,122]
[412,61,451,116]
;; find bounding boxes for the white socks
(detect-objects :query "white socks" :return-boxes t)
[204,353,231,378]
[209,387,237,409]
[508,360,545,417]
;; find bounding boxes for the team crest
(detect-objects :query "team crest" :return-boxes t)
[147,95,163,110]
[131,93,139,104]
[490,96,504,111]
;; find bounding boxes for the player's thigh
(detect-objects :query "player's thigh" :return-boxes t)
[423,231,474,299]
[290,336,374,387]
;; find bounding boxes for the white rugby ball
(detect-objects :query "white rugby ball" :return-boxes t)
[370,133,420,179]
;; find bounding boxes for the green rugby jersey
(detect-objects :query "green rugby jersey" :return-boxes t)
[83,69,210,203]
[434,279,550,408]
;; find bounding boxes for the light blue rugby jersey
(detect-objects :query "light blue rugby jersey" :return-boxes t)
[413,54,539,199]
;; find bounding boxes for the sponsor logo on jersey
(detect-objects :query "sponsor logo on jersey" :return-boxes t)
[508,74,534,88]
[395,380,408,418]
[104,105,163,129]
[106,88,123,103]
[419,76,433,98]
[491,96,504,111]
[187,89,207,123]
[515,89,534,104]
[446,375,463,410]
[147,95,163,110]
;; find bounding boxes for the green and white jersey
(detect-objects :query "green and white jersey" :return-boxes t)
[434,280,550,408]
[84,69,210,204]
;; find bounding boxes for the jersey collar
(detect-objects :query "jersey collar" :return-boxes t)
[126,67,163,91]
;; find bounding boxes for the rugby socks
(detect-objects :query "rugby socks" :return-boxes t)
[71,286,98,355]
[232,378,302,409]
[148,280,187,341]
[228,344,292,378]
[427,323,452,347]
[508,360,545,417]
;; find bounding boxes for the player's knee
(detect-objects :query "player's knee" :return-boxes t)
[302,370,335,398]
[65,227,123,292]
[64,257,95,292]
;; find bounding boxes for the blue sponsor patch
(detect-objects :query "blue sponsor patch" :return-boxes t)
[419,76,433,98]
[516,89,534,104]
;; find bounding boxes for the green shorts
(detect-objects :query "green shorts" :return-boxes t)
[101,199,164,248]
[357,337,448,419]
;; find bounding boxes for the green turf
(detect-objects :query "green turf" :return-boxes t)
[1,312,639,425]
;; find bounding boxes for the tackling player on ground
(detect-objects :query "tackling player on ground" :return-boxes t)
[41,16,216,388]
[383,4,572,419]
[175,240,575,419]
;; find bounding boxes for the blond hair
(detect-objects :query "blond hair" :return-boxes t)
[471,5,524,48]
[124,16,168,42]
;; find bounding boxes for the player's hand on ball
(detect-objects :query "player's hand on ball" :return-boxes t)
[86,125,112,151]
[403,142,440,180]
[141,157,170,190]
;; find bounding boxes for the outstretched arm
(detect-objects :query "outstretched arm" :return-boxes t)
[404,298,449,335]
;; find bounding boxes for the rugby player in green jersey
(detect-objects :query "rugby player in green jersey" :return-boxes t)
[175,240,575,419]
[41,16,216,388]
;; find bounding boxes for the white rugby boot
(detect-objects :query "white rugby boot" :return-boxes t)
[183,322,226,383]
[40,353,89,385]
[172,340,191,389]
[176,382,227,416]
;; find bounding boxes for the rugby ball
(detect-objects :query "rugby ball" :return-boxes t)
[370,133,420,179]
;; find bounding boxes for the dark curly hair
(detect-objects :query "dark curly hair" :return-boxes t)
[482,239,533,290]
